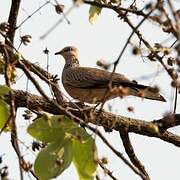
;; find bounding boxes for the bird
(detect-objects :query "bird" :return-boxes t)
[55,46,166,104]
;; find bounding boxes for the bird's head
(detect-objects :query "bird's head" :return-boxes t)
[55,46,79,61]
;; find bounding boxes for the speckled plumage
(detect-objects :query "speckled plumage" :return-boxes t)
[55,46,166,103]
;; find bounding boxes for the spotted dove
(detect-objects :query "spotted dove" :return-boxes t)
[55,46,165,104]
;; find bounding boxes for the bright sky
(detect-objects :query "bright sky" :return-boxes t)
[0,0,180,180]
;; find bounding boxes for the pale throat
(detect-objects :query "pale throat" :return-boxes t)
[64,54,79,68]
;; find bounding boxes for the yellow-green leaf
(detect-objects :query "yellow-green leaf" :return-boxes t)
[27,114,77,143]
[0,99,10,131]
[27,115,65,142]
[0,85,10,96]
[89,5,102,24]
[34,138,72,179]
[7,65,17,83]
[73,129,98,180]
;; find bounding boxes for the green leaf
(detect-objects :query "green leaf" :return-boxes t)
[27,114,65,142]
[0,85,10,96]
[27,114,77,143]
[0,99,10,131]
[89,5,102,24]
[55,115,78,134]
[73,129,98,180]
[34,138,72,180]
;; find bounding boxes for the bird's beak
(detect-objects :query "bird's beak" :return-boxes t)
[54,50,62,55]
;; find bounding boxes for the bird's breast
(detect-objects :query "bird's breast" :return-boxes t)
[62,83,116,104]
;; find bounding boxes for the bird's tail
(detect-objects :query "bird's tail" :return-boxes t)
[129,84,166,102]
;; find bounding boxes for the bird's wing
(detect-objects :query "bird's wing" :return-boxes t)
[63,67,135,88]
[63,67,166,101]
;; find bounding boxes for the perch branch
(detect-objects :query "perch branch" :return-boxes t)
[4,90,180,147]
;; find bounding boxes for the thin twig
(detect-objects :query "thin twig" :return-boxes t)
[167,0,180,39]
[29,169,38,180]
[173,87,178,113]
[119,130,150,180]
[40,3,75,39]
[3,47,24,180]
[99,161,118,180]
[17,59,51,101]
[16,0,52,30]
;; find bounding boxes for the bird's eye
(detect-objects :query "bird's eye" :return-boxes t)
[63,47,72,53]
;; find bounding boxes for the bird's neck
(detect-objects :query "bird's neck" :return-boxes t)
[64,56,79,69]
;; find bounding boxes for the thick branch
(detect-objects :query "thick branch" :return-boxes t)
[7,0,21,43]
[4,90,180,147]
[153,114,180,130]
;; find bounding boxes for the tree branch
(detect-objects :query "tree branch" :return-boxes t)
[4,90,180,147]
[119,130,150,180]
[7,0,21,43]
